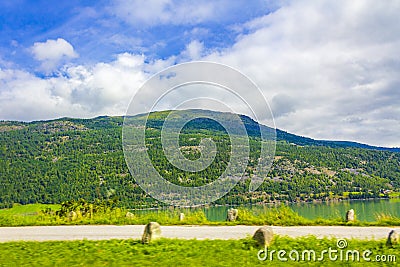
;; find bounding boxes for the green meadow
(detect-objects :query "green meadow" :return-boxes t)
[0,237,397,266]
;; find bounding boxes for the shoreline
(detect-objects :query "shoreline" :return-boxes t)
[130,197,399,211]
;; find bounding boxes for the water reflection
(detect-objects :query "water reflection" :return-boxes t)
[133,199,400,222]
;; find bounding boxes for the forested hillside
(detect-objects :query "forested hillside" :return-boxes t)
[1,110,399,208]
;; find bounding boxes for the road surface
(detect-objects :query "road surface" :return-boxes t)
[0,225,397,242]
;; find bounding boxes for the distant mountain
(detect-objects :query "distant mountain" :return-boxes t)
[1,109,399,208]
[274,128,400,152]
[131,109,399,152]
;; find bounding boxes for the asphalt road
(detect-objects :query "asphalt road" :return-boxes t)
[0,225,397,242]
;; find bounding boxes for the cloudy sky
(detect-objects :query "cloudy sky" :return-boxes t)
[0,0,399,147]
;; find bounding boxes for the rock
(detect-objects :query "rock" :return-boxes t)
[346,209,355,222]
[142,222,162,244]
[126,211,135,219]
[253,226,274,247]
[68,211,77,221]
[179,213,185,221]
[387,230,399,247]
[226,208,238,222]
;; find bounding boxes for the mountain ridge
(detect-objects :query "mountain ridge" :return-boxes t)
[3,109,396,152]
[1,109,399,208]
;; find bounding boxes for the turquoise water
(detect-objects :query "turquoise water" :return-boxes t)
[203,199,400,222]
[134,199,400,222]
[288,199,400,222]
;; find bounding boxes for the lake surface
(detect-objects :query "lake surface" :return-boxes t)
[288,199,400,222]
[135,199,400,222]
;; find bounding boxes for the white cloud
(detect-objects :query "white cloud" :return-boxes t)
[0,53,146,121]
[2,1,400,147]
[179,40,204,61]
[111,0,216,26]
[31,38,79,71]
[270,94,297,118]
[67,53,147,113]
[199,0,400,147]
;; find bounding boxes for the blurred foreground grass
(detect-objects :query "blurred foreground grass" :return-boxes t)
[0,236,398,266]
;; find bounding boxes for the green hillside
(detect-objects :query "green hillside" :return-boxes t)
[1,110,399,208]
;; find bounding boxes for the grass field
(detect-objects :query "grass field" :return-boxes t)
[0,205,398,266]
[1,203,400,227]
[0,204,60,216]
[0,237,397,266]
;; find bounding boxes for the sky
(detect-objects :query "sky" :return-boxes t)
[0,0,399,148]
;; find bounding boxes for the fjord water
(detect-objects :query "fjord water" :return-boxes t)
[201,199,399,222]
[288,199,400,222]
[135,199,400,222]
[202,199,400,222]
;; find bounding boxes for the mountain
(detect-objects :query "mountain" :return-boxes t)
[0,110,399,208]
[275,129,400,152]
[130,109,400,151]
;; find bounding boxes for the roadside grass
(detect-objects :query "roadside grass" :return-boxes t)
[0,203,60,215]
[389,192,400,199]
[0,204,399,227]
[0,204,60,226]
[0,236,398,266]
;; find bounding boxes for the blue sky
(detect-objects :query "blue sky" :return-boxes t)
[1,0,400,147]
[0,0,275,70]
